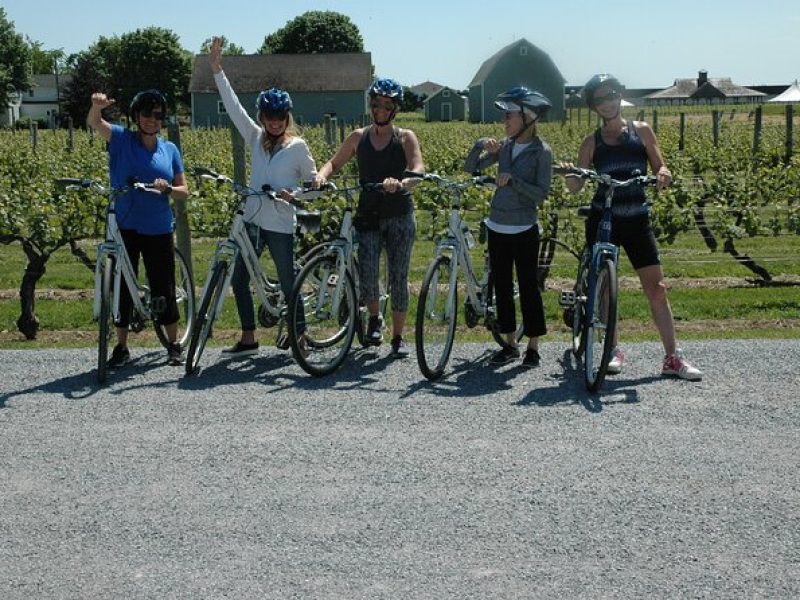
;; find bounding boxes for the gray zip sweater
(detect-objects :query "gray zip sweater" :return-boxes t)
[463,136,552,227]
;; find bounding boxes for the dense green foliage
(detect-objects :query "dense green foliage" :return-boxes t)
[259,11,364,54]
[0,8,32,109]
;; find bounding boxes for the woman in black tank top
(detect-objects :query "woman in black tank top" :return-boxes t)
[313,78,425,359]
[560,74,702,382]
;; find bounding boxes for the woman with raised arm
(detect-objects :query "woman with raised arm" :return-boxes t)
[562,73,701,380]
[464,86,552,368]
[87,89,189,368]
[208,36,317,357]
[313,78,424,358]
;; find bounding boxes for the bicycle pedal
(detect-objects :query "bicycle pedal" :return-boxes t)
[559,290,577,307]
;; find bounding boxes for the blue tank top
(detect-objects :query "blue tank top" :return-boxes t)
[591,120,649,217]
[356,126,413,218]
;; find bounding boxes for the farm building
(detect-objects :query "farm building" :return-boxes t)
[189,52,373,127]
[424,87,467,122]
[410,81,445,98]
[768,80,800,103]
[467,38,565,123]
[20,74,71,126]
[645,70,766,106]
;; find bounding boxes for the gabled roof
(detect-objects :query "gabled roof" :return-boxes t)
[646,77,765,100]
[189,53,373,93]
[769,80,800,103]
[423,86,466,104]
[410,81,445,97]
[468,38,564,88]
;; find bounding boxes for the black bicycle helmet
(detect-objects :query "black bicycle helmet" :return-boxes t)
[494,86,552,120]
[129,89,168,120]
[582,74,624,108]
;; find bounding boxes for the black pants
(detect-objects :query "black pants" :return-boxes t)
[117,229,179,327]
[487,227,547,338]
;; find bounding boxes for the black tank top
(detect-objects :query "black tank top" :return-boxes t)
[356,126,413,218]
[592,120,649,217]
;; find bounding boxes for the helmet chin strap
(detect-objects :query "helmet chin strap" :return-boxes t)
[509,111,535,141]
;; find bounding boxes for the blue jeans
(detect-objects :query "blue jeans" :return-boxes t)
[231,223,302,332]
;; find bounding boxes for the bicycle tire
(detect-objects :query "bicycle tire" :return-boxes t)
[584,257,617,392]
[488,282,525,349]
[97,256,114,384]
[415,255,458,380]
[571,251,590,357]
[185,261,228,375]
[289,254,357,377]
[154,248,196,349]
[356,250,390,347]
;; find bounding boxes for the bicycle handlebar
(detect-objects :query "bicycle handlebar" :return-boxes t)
[403,170,496,189]
[190,165,319,207]
[553,166,657,188]
[54,178,162,195]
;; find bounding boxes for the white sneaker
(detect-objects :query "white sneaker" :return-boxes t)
[607,347,624,375]
[662,350,702,381]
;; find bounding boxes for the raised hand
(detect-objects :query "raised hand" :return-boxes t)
[91,92,115,110]
[208,36,223,74]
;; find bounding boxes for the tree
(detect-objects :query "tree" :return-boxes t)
[400,87,424,113]
[200,36,244,55]
[61,27,191,127]
[259,11,364,54]
[0,7,32,109]
[26,37,66,75]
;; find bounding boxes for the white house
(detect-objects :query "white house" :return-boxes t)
[20,74,71,126]
[0,91,22,127]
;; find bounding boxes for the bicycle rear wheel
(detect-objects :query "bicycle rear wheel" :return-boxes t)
[487,282,525,349]
[289,255,357,377]
[584,257,617,392]
[97,256,114,384]
[154,248,196,349]
[415,256,457,380]
[185,261,228,375]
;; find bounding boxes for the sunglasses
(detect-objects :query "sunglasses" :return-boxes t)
[370,100,395,111]
[140,109,165,120]
[593,91,620,105]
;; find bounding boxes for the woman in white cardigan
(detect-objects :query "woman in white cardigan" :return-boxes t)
[208,36,318,356]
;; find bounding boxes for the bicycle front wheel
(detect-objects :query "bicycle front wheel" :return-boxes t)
[415,256,458,380]
[185,261,228,375]
[154,248,196,349]
[289,255,357,377]
[97,256,114,384]
[584,257,617,393]
[571,251,590,357]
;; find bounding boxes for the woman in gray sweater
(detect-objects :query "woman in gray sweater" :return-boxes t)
[464,87,552,367]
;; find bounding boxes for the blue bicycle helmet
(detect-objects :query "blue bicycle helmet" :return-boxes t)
[368,78,404,103]
[256,88,293,116]
[582,74,624,108]
[129,89,168,119]
[494,86,551,120]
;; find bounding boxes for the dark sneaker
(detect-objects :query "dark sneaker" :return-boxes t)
[366,315,384,346]
[522,348,540,368]
[222,340,260,357]
[167,342,185,366]
[390,335,410,358]
[107,344,130,369]
[489,345,520,366]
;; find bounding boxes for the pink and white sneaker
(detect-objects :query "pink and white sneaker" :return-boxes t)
[662,350,703,381]
[607,347,624,375]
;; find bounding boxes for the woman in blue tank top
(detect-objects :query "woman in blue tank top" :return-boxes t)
[562,74,702,381]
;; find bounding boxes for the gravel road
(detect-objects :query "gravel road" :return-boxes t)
[1,340,798,599]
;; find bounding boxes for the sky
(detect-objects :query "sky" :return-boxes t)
[4,0,799,90]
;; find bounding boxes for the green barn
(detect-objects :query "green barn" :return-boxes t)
[424,87,467,122]
[468,39,565,123]
[189,53,373,127]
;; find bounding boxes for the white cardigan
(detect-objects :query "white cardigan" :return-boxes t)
[214,70,317,234]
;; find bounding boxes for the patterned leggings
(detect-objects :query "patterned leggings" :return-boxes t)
[357,213,416,312]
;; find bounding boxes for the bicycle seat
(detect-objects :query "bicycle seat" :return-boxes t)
[577,206,592,218]
[296,210,321,234]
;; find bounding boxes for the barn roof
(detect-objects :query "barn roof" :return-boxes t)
[189,53,373,93]
[468,38,564,88]
[646,75,765,100]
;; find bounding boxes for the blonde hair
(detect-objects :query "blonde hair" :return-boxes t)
[258,111,301,153]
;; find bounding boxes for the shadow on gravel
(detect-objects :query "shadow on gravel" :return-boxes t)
[513,350,659,413]
[399,348,519,400]
[0,351,166,407]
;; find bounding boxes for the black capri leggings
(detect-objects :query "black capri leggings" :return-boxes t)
[117,229,179,327]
